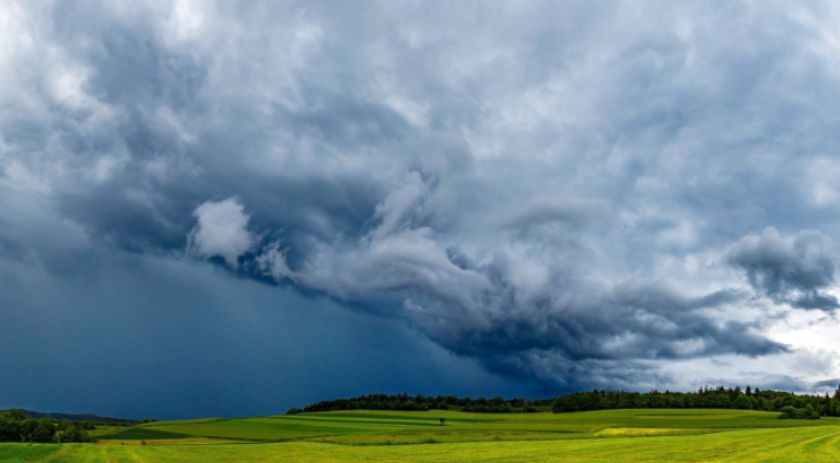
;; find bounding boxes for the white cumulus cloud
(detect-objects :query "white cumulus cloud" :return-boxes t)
[187,198,254,267]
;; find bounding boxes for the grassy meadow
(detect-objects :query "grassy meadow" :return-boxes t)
[3,408,840,462]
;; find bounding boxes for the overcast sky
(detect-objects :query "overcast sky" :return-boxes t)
[4,0,840,418]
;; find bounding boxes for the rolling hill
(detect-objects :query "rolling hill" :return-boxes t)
[3,408,840,462]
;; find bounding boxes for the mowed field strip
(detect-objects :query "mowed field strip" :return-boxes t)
[3,409,840,462]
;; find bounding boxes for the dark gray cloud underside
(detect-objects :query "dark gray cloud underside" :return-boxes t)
[2,0,840,409]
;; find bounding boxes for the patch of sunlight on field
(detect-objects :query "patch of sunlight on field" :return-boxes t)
[594,427,714,437]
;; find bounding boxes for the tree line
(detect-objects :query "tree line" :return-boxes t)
[0,409,151,443]
[551,386,832,419]
[0,409,93,443]
[292,386,840,419]
[289,393,555,414]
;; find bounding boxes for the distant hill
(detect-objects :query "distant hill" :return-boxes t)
[0,408,143,425]
[22,410,136,423]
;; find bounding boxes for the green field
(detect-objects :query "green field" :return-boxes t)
[3,409,840,462]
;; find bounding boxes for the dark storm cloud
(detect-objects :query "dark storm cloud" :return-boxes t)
[0,189,530,418]
[3,0,840,398]
[431,283,768,363]
[248,185,786,386]
[727,228,839,311]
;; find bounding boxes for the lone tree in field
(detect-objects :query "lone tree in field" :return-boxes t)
[439,418,445,426]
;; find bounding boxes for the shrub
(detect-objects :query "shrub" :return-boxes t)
[779,405,820,420]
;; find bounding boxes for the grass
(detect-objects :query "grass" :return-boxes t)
[3,409,840,461]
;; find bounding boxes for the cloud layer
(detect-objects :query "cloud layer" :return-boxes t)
[4,0,840,398]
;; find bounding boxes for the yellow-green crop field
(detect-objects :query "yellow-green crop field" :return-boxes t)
[3,408,840,462]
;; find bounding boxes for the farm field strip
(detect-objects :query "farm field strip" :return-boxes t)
[4,409,840,462]
[6,426,840,462]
